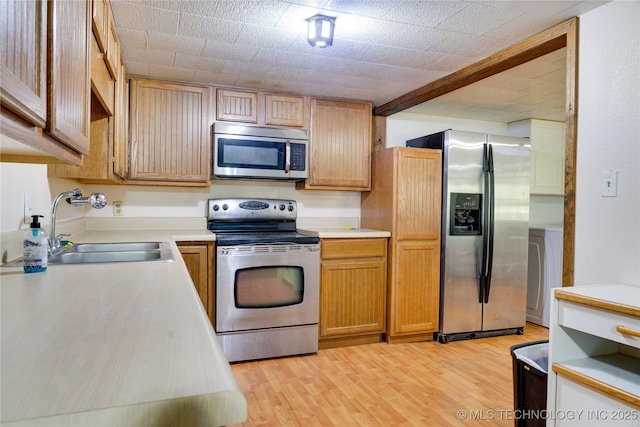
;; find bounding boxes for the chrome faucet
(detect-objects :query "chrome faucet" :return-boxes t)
[49,189,107,257]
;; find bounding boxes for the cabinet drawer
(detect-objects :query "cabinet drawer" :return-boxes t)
[559,300,640,349]
[321,238,386,260]
[554,374,638,426]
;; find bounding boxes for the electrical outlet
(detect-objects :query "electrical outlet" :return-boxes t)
[113,201,123,216]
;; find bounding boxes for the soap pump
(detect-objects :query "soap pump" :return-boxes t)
[23,215,48,273]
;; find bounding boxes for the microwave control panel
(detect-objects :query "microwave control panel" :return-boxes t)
[290,143,306,171]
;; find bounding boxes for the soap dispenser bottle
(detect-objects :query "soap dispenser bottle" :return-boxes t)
[23,215,48,273]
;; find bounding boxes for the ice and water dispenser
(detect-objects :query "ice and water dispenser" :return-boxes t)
[450,193,482,236]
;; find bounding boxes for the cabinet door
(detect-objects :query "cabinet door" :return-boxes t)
[216,88,258,123]
[129,79,212,183]
[47,0,91,154]
[306,99,372,190]
[113,59,128,179]
[178,243,215,326]
[389,241,440,336]
[395,148,442,241]
[320,239,387,340]
[265,94,305,127]
[0,0,47,128]
[530,120,565,195]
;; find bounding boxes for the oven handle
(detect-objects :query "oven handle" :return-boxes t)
[220,241,319,247]
[284,140,291,173]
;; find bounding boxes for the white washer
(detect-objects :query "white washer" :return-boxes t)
[527,225,563,327]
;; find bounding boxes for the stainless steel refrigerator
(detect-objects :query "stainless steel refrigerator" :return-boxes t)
[407,130,531,343]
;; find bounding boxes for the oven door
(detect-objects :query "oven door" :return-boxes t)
[216,243,320,333]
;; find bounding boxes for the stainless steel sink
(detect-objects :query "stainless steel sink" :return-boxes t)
[2,241,174,266]
[72,242,162,253]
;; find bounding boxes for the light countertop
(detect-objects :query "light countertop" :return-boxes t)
[298,227,391,239]
[0,229,245,427]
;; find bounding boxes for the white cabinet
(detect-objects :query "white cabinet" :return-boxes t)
[508,119,565,195]
[547,284,640,427]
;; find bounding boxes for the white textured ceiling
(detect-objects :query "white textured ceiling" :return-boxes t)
[110,0,607,122]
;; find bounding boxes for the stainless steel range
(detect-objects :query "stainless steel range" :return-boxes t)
[207,198,320,362]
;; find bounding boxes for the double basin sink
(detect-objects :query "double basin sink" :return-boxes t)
[4,241,174,266]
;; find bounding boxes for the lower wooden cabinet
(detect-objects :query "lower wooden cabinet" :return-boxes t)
[177,242,215,327]
[319,238,387,349]
[387,240,440,342]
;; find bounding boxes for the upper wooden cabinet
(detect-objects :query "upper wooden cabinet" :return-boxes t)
[216,89,258,123]
[264,93,305,127]
[129,79,213,185]
[48,43,127,184]
[300,99,372,191]
[47,0,92,155]
[361,147,442,343]
[1,0,91,164]
[216,88,307,128]
[0,0,47,128]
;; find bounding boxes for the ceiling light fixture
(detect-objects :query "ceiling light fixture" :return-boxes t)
[306,14,336,48]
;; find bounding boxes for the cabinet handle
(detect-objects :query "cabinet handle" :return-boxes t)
[616,325,640,338]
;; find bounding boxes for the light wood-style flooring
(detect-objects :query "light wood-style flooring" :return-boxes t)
[230,323,549,426]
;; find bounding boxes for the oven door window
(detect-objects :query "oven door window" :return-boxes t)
[218,138,285,171]
[235,266,304,308]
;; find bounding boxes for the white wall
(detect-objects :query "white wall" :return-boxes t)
[385,112,508,148]
[574,0,640,285]
[0,163,361,233]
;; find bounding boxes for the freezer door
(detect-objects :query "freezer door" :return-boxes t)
[439,131,485,334]
[482,135,530,331]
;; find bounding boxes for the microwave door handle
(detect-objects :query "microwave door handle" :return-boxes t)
[284,140,291,173]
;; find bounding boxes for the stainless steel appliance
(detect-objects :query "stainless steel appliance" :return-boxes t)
[207,198,320,362]
[407,130,531,343]
[212,123,308,180]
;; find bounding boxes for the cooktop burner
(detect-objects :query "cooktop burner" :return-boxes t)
[206,198,319,246]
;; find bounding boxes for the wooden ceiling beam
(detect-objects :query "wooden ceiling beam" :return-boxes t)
[373,18,575,117]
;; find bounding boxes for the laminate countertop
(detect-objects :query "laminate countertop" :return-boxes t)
[297,227,391,239]
[0,229,245,427]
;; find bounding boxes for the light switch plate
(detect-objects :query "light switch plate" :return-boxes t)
[601,170,618,197]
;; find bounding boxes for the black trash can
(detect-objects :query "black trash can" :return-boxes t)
[510,340,549,427]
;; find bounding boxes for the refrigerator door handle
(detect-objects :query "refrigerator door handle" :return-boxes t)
[479,144,489,303]
[484,144,495,303]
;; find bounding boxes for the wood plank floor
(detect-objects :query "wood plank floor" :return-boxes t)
[230,323,549,426]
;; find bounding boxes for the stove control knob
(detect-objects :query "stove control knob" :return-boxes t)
[279,204,285,211]
[288,205,294,212]
[222,204,228,211]
[212,204,219,211]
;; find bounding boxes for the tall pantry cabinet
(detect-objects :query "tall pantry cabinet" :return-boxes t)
[361,147,442,344]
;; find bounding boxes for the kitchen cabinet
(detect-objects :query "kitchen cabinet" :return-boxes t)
[216,89,308,128]
[319,238,387,349]
[177,242,216,327]
[300,98,372,191]
[48,32,127,183]
[361,147,442,343]
[129,79,213,186]
[547,284,639,426]
[508,119,565,195]
[217,89,258,123]
[1,0,91,165]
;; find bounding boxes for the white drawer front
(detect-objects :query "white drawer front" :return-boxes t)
[558,301,640,349]
[555,375,639,427]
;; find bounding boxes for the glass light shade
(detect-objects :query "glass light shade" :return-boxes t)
[306,14,336,48]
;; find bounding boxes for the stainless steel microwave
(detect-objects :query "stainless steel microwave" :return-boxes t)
[212,123,308,180]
